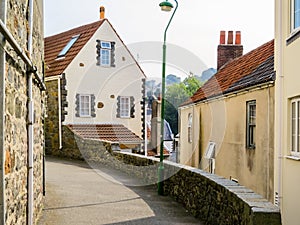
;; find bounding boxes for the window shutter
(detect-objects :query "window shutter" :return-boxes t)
[96,40,101,66]
[91,94,96,117]
[116,96,121,118]
[75,94,80,117]
[110,42,116,67]
[130,96,135,118]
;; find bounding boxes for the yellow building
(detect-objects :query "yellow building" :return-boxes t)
[275,0,300,224]
[179,31,275,202]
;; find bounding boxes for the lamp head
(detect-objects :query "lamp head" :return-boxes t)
[159,1,174,12]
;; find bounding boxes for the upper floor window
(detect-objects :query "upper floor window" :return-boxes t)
[246,101,256,149]
[292,0,300,31]
[58,35,80,58]
[291,98,300,156]
[96,40,115,67]
[188,113,193,143]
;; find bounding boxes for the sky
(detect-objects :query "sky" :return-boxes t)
[44,0,274,78]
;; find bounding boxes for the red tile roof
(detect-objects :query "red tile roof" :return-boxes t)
[45,20,105,77]
[182,40,275,106]
[68,124,142,144]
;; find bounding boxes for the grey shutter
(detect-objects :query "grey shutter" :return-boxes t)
[130,96,135,118]
[110,42,116,67]
[75,94,80,117]
[96,40,101,65]
[91,94,96,117]
[116,96,121,118]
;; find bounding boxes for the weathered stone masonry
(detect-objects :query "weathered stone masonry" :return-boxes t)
[2,0,45,224]
[66,133,281,225]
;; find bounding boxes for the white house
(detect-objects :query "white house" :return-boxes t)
[44,7,146,157]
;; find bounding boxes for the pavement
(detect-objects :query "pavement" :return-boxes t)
[38,157,204,225]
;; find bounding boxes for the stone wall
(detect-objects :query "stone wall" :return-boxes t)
[65,133,281,225]
[3,0,45,224]
[110,152,281,225]
[45,79,59,154]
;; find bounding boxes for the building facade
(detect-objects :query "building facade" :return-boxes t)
[0,0,45,224]
[44,8,146,158]
[274,0,300,224]
[179,32,275,202]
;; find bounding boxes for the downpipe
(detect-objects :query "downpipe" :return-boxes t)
[27,0,34,224]
[0,0,7,224]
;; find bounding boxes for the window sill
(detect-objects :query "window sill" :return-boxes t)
[285,155,300,161]
[286,28,300,45]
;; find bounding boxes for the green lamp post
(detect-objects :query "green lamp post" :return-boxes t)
[158,0,178,195]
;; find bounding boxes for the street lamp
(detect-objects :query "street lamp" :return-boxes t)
[158,0,178,196]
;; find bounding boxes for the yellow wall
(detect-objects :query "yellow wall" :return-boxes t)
[180,85,275,202]
[275,0,300,224]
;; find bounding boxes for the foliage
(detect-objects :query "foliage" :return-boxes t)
[165,76,202,135]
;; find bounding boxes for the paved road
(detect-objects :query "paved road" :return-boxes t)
[38,157,203,225]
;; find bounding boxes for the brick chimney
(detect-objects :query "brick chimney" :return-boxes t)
[217,31,243,70]
[100,6,105,20]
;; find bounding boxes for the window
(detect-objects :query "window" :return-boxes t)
[188,113,193,143]
[79,95,91,117]
[96,40,115,67]
[246,101,256,149]
[75,94,96,118]
[117,96,135,118]
[58,35,80,58]
[291,98,300,156]
[292,0,300,31]
[120,96,130,118]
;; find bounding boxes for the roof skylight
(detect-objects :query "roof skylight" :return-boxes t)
[57,34,80,58]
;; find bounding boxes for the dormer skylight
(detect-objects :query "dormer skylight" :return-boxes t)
[57,34,80,58]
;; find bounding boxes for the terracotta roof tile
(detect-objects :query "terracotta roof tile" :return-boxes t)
[182,40,274,106]
[68,124,142,144]
[44,20,105,77]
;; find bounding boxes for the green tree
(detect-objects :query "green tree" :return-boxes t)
[165,76,202,135]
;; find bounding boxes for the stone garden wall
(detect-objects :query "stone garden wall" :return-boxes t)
[57,132,281,225]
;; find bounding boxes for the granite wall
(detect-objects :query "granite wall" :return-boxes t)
[2,0,45,224]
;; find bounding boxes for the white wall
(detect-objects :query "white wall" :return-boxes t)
[64,20,145,137]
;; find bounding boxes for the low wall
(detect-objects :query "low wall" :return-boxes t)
[49,131,281,225]
[109,152,281,225]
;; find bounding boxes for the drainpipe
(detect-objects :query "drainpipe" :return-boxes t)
[57,75,62,149]
[275,0,283,208]
[27,0,34,224]
[0,0,7,224]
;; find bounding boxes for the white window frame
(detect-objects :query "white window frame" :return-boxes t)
[246,100,256,149]
[291,98,300,157]
[291,0,300,32]
[188,113,193,143]
[120,96,130,118]
[79,94,91,117]
[100,41,111,66]
[58,34,80,58]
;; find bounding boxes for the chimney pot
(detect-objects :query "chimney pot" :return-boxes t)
[227,31,233,44]
[235,31,241,45]
[100,6,105,20]
[220,31,226,45]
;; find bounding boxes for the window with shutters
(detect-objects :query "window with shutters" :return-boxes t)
[75,94,96,118]
[96,40,115,67]
[117,96,135,119]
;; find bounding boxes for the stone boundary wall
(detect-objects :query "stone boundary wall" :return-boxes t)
[109,152,281,225]
[52,131,281,225]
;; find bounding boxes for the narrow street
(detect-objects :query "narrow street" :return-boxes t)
[38,157,203,225]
